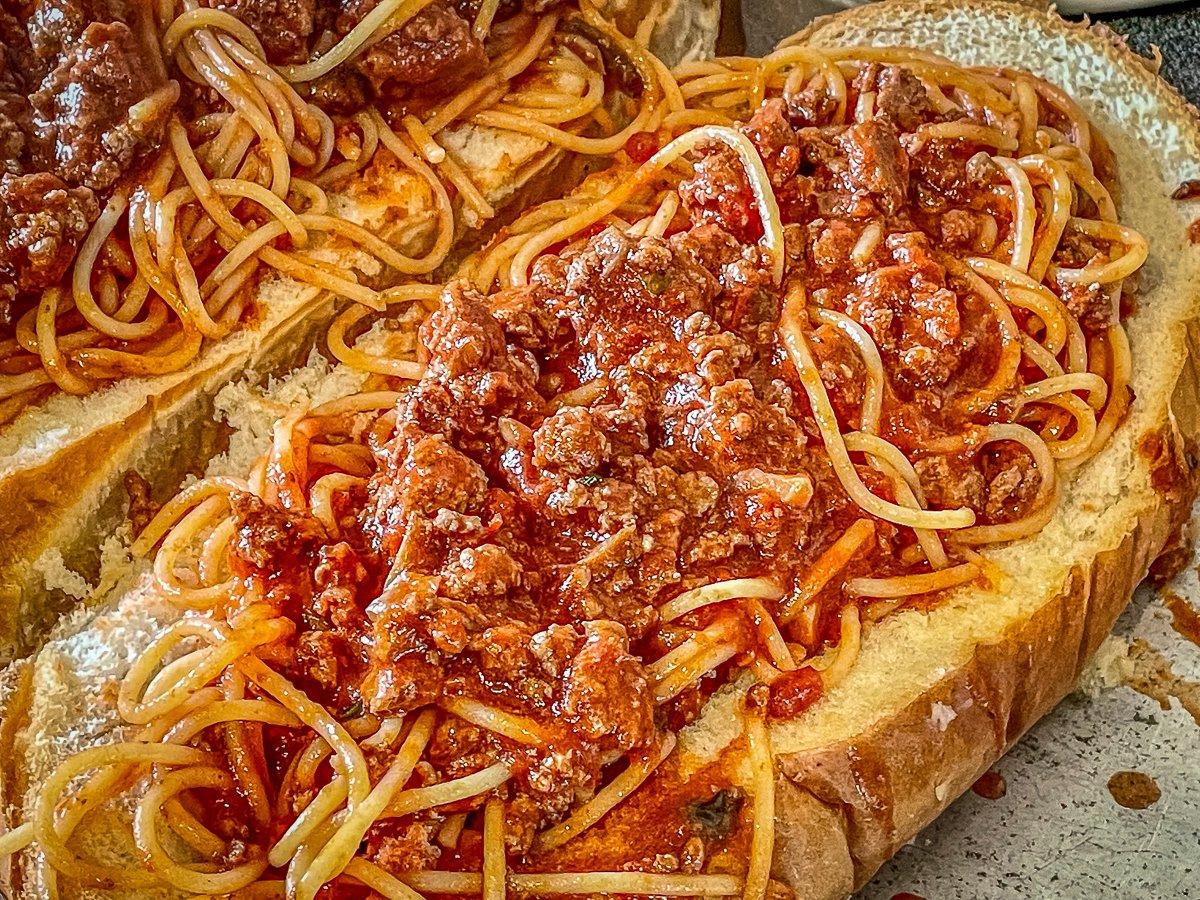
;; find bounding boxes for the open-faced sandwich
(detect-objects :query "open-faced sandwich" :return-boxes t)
[1,0,1199,897]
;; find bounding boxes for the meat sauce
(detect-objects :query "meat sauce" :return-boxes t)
[221,65,1126,876]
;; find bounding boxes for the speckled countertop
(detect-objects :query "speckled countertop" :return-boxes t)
[735,2,1200,897]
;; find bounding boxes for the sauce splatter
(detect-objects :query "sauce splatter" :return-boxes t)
[1107,770,1161,810]
[1126,639,1200,726]
[971,770,1007,800]
[891,893,927,900]
[1189,219,1200,245]
[1162,590,1200,647]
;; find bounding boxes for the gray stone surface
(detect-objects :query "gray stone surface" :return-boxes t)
[1105,2,1200,106]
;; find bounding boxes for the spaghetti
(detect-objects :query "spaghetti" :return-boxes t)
[0,0,659,423]
[3,40,1145,900]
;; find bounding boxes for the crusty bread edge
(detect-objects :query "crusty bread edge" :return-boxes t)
[0,285,334,656]
[772,347,1200,896]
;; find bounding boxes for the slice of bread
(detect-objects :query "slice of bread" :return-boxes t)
[3,2,1196,898]
[1,339,382,896]
[0,0,718,664]
[713,3,1199,896]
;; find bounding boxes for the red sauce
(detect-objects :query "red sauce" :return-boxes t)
[1162,590,1200,647]
[211,60,1134,882]
[1138,428,1191,497]
[535,743,750,872]
[625,131,662,164]
[971,770,1007,800]
[1107,770,1161,809]
[766,667,823,719]
[1188,219,1200,245]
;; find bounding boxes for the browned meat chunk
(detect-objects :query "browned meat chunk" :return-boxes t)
[679,145,762,243]
[809,219,860,272]
[1061,282,1113,335]
[848,231,963,389]
[123,470,160,537]
[543,228,718,369]
[557,525,652,632]
[295,630,351,694]
[211,0,316,63]
[914,453,985,512]
[0,172,98,292]
[808,322,864,428]
[1055,233,1113,334]
[855,64,935,132]
[426,716,492,778]
[0,8,34,82]
[341,0,487,94]
[670,223,772,324]
[365,820,440,873]
[307,70,371,115]
[365,576,475,712]
[31,22,172,190]
[310,542,370,632]
[742,98,799,188]
[532,406,611,477]
[228,490,327,574]
[785,84,837,127]
[0,15,32,172]
[394,433,490,518]
[671,376,804,472]
[26,0,129,66]
[983,444,1040,522]
[939,208,979,249]
[0,97,26,173]
[490,284,562,351]
[441,543,523,600]
[421,281,510,379]
[559,620,655,747]
[470,622,537,679]
[836,121,909,215]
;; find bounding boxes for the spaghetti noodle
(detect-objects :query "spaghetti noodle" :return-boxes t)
[3,40,1146,900]
[0,0,658,423]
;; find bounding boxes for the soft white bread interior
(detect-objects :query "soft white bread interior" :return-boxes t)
[1,585,182,899]
[0,3,719,664]
[6,3,1198,899]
